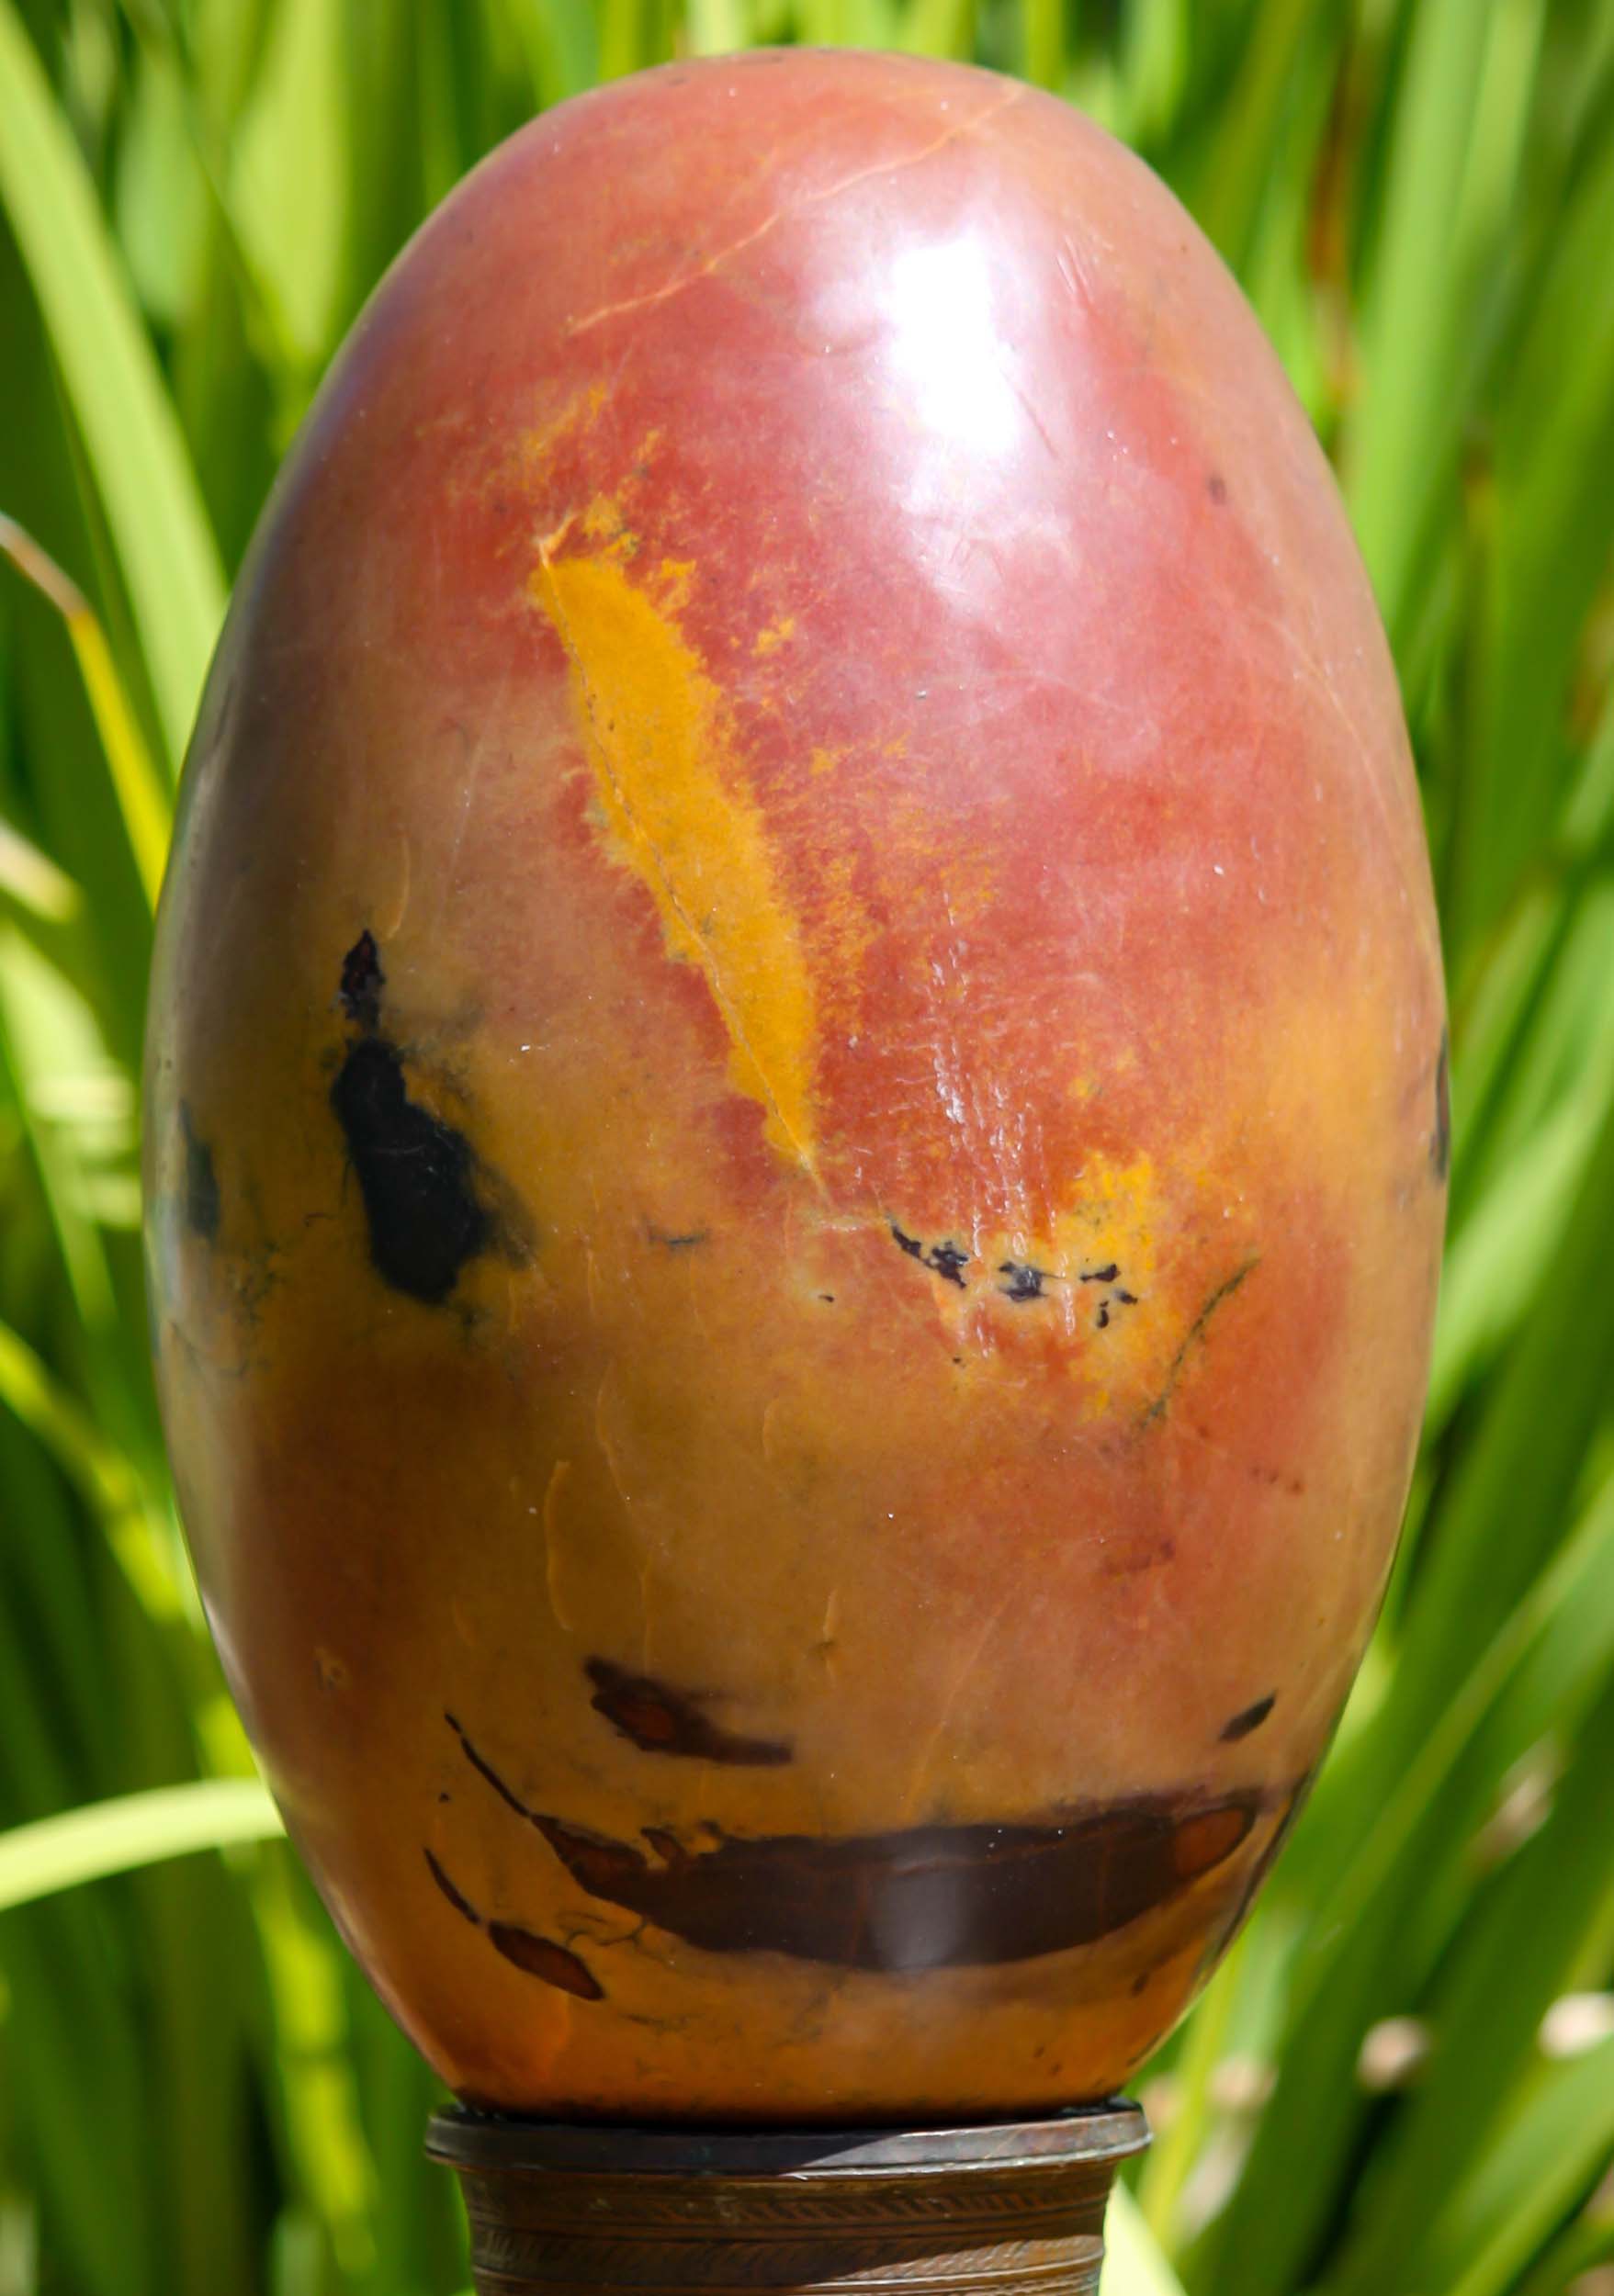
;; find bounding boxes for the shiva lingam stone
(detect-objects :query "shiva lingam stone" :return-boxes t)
[143,46,1445,2291]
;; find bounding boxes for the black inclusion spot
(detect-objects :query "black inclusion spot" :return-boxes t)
[331,1037,491,1303]
[179,1105,220,1244]
[1208,474,1228,505]
[999,1260,1046,1302]
[423,1847,479,1925]
[487,1922,604,1999]
[339,929,386,1030]
[927,1241,970,1288]
[1221,1694,1276,1743]
[585,1657,792,1766]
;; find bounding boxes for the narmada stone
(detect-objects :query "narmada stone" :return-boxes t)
[144,50,1446,2121]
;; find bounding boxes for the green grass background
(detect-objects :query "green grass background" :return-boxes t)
[3,2,1614,2290]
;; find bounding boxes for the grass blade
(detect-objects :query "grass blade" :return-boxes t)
[0,0,224,770]
[1105,2184,1187,2296]
[0,514,169,905]
[0,1779,282,1911]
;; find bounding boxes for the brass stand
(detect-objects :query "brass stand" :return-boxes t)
[428,2104,1149,2296]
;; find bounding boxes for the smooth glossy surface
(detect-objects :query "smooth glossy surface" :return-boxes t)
[144,51,1446,2120]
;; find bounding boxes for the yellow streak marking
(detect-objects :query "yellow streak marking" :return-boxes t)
[581,492,634,547]
[754,613,796,657]
[522,382,607,476]
[533,549,818,1176]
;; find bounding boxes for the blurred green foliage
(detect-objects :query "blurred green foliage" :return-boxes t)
[2,2,1613,2291]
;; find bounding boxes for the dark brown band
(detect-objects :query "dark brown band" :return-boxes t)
[428,2103,1149,2296]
